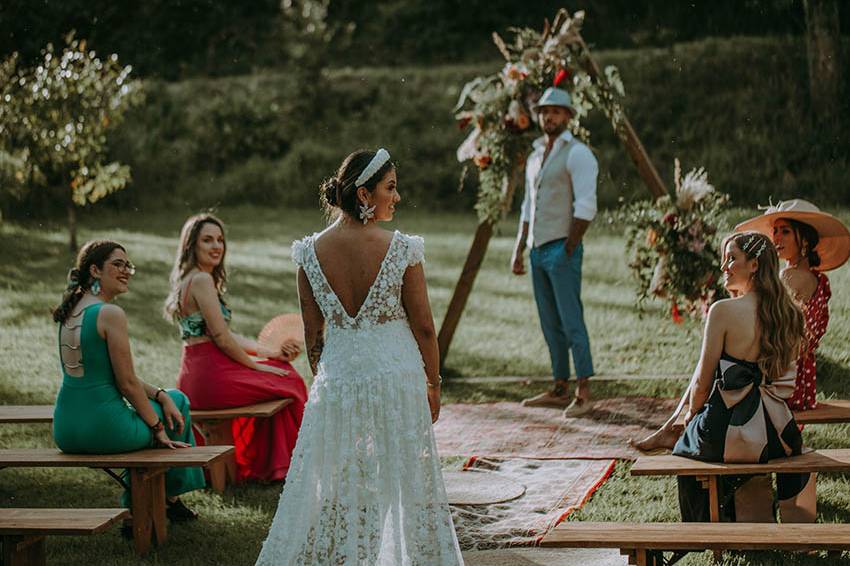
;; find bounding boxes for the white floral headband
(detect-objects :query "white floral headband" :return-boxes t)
[354,148,391,187]
[742,234,768,258]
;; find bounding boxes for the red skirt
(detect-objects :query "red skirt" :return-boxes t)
[177,341,308,482]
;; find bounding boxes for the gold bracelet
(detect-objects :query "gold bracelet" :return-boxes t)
[426,376,443,388]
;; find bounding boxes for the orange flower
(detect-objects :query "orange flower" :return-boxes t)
[473,154,491,169]
[646,227,658,246]
[516,113,530,130]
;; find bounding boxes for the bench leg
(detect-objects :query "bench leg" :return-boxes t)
[151,472,168,545]
[707,476,723,561]
[706,476,720,522]
[130,468,168,556]
[2,535,46,566]
[202,419,237,492]
[622,548,657,566]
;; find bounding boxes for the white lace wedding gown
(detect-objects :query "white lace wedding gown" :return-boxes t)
[256,230,463,566]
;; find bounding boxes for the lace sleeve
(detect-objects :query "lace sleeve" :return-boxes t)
[291,237,310,268]
[406,234,425,267]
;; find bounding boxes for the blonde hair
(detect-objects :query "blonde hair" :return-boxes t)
[163,213,228,321]
[722,231,804,380]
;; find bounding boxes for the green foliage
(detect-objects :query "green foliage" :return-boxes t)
[0,33,143,208]
[329,0,824,66]
[2,0,285,79]
[9,36,845,220]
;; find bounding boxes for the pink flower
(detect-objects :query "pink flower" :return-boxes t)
[502,63,529,83]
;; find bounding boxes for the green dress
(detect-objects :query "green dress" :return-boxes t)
[53,302,205,503]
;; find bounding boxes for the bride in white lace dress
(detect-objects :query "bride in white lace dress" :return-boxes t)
[256,149,463,565]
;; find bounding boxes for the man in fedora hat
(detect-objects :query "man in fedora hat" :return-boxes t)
[511,86,597,418]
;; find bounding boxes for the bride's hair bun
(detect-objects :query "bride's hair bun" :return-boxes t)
[320,177,340,207]
[319,149,395,220]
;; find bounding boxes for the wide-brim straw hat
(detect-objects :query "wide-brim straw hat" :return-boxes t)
[533,87,576,113]
[735,199,850,271]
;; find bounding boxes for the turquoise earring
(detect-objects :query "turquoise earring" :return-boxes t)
[91,279,101,296]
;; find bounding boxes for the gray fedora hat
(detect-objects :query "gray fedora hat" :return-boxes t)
[533,87,575,112]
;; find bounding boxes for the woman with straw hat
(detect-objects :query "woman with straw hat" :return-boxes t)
[630,199,850,454]
[736,199,850,410]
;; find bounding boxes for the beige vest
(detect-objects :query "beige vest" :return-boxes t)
[526,137,577,248]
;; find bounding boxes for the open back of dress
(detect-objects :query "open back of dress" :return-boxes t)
[255,231,463,566]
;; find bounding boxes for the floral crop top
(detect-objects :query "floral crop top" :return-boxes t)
[178,301,231,340]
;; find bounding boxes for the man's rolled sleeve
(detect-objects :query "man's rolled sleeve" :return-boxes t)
[567,144,598,221]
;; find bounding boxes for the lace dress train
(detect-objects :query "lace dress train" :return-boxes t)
[256,231,463,565]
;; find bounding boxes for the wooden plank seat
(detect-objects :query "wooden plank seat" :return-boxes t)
[0,400,293,493]
[0,399,292,424]
[671,399,850,427]
[0,508,129,566]
[631,449,850,522]
[0,406,52,424]
[0,446,232,556]
[190,399,293,492]
[540,521,850,565]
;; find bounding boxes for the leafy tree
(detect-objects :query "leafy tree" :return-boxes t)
[0,33,143,250]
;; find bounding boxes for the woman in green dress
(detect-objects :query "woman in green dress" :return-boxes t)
[52,239,205,519]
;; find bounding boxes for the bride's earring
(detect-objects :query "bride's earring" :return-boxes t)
[358,202,376,225]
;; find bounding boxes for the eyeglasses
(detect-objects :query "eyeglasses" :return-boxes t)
[110,259,136,275]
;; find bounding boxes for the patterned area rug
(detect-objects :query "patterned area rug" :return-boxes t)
[450,457,615,551]
[435,397,679,460]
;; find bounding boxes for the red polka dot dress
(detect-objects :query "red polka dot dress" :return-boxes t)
[788,272,831,411]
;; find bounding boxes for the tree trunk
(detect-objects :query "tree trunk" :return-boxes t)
[803,0,842,125]
[67,198,78,253]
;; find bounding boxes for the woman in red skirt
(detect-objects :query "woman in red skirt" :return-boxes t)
[165,213,307,482]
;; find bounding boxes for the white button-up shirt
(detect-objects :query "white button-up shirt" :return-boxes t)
[519,130,598,248]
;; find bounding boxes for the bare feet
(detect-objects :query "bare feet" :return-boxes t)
[629,425,680,453]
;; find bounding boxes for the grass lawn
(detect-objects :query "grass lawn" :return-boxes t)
[1,205,850,565]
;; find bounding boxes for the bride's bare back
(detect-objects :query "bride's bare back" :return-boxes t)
[313,226,396,319]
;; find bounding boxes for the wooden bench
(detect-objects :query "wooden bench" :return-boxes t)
[540,521,850,565]
[0,446,232,556]
[0,399,293,493]
[0,399,293,425]
[1,508,129,566]
[190,399,293,492]
[631,449,850,522]
[672,399,850,427]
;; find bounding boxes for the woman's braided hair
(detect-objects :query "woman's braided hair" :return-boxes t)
[52,240,125,324]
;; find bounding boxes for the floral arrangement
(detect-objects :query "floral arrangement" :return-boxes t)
[616,159,730,322]
[454,9,626,223]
